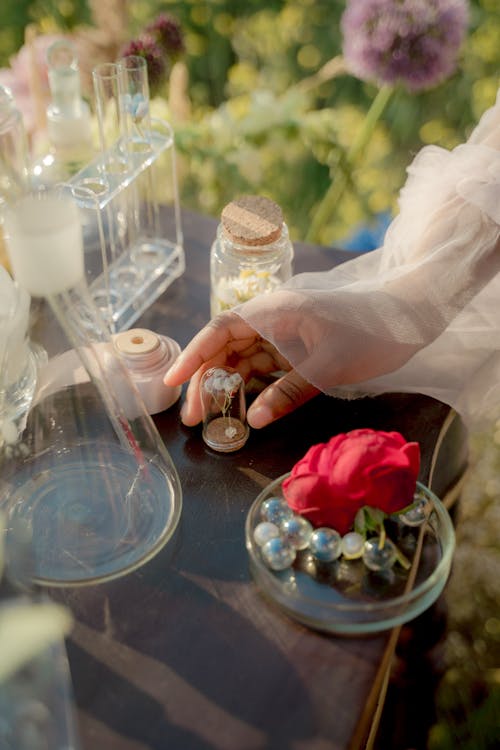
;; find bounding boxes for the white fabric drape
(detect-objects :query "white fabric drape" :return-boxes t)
[236,90,500,428]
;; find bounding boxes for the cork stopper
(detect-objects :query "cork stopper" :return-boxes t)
[221,195,283,247]
[114,328,160,356]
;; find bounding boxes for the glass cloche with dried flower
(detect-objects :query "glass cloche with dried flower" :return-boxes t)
[200,366,249,452]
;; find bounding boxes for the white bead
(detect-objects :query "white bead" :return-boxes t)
[341,532,364,559]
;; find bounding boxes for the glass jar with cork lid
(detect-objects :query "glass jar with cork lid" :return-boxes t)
[210,195,294,317]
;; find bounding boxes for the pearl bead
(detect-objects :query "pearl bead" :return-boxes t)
[309,527,342,562]
[260,496,293,525]
[399,495,428,526]
[280,515,313,550]
[363,537,397,571]
[253,521,280,547]
[261,537,296,571]
[341,532,364,559]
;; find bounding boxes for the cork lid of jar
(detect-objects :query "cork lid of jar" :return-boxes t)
[113,328,160,356]
[221,195,283,246]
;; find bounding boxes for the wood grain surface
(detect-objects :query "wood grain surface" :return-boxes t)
[49,208,456,750]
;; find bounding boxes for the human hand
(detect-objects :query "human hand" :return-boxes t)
[163,311,320,428]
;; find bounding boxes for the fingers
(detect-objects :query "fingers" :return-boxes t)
[163,309,317,430]
[163,312,257,386]
[179,351,228,426]
[247,370,320,429]
[178,347,290,426]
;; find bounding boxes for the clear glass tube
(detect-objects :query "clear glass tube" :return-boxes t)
[92,62,128,176]
[200,366,249,452]
[1,191,182,586]
[118,55,152,153]
[118,55,161,255]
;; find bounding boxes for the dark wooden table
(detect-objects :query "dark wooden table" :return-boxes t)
[50,209,463,750]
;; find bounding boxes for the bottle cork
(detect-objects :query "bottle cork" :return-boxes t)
[221,195,283,247]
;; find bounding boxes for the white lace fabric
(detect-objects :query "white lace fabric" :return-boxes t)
[236,90,500,428]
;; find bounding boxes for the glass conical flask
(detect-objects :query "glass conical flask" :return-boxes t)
[0,191,182,586]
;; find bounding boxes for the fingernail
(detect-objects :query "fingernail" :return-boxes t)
[163,362,179,385]
[248,404,273,429]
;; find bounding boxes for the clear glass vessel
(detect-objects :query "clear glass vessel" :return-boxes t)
[1,191,182,587]
[246,475,455,635]
[92,62,129,177]
[0,599,81,750]
[0,86,29,210]
[31,39,93,187]
[69,60,184,333]
[210,195,294,317]
[200,366,249,452]
[0,267,45,444]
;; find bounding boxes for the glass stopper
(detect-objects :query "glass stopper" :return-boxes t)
[200,366,249,452]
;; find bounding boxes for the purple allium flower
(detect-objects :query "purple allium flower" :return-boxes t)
[145,13,185,61]
[120,34,167,95]
[341,0,469,92]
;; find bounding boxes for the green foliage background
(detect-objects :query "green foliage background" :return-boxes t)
[0,0,498,244]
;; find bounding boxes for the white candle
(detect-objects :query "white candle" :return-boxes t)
[3,192,84,297]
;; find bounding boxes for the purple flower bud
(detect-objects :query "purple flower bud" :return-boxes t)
[341,0,469,92]
[120,34,167,95]
[145,13,185,61]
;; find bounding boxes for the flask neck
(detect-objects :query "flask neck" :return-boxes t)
[46,40,92,152]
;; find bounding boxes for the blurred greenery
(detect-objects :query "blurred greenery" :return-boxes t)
[0,1,499,244]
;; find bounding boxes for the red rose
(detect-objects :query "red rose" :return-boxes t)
[282,429,420,535]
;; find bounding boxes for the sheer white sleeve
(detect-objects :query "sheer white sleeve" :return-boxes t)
[235,90,500,427]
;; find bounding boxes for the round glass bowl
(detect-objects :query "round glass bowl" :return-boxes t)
[245,475,455,635]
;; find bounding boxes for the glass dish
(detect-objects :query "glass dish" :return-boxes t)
[245,474,455,635]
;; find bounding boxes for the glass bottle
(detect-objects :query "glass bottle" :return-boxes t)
[31,40,93,187]
[200,366,249,452]
[210,195,294,317]
[1,190,182,586]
